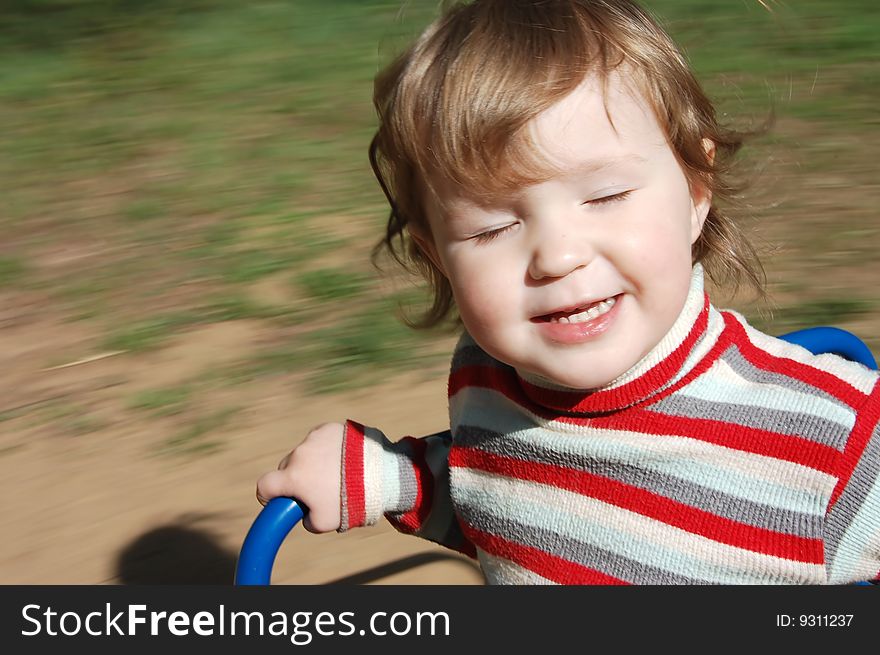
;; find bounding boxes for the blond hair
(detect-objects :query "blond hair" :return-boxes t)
[370,0,765,327]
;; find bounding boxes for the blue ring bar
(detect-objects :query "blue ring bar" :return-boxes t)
[235,497,305,585]
[779,327,877,370]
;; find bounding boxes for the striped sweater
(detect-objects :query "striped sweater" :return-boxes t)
[339,267,880,584]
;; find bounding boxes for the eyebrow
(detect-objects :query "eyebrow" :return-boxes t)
[567,154,648,176]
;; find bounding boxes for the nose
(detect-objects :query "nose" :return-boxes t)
[527,223,593,281]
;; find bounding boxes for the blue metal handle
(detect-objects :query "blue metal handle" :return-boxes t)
[778,326,877,370]
[235,497,305,585]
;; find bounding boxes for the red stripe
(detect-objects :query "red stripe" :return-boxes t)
[576,409,842,475]
[343,420,366,529]
[830,378,880,507]
[623,325,733,408]
[449,363,542,413]
[388,437,431,533]
[724,314,867,409]
[450,362,841,474]
[461,525,628,584]
[450,447,825,563]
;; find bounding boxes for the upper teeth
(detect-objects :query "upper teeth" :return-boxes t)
[551,297,616,324]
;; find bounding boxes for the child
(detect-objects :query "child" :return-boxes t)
[257,0,880,584]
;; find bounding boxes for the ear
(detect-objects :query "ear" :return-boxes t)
[690,138,715,244]
[407,223,447,277]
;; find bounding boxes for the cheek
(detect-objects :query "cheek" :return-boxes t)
[446,256,514,330]
[628,194,696,259]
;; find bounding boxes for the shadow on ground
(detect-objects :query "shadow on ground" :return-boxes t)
[115,516,483,585]
[115,516,238,584]
[326,553,483,585]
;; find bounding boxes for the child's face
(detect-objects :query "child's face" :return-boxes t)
[416,73,711,390]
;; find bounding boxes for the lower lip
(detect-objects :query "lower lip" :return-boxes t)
[532,295,623,345]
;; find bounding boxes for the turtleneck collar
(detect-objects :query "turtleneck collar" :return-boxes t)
[515,264,721,415]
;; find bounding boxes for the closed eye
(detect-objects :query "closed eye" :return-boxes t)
[584,190,633,206]
[472,223,516,244]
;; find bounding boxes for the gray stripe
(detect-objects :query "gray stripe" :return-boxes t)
[455,424,823,537]
[651,393,850,450]
[392,440,418,513]
[721,346,854,414]
[824,420,880,565]
[451,342,509,373]
[459,503,707,584]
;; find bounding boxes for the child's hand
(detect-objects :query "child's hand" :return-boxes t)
[256,422,344,533]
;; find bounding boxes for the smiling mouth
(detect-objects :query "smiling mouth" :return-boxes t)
[534,295,621,323]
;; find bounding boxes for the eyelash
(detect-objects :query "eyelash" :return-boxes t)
[584,190,633,206]
[472,224,515,244]
[471,191,633,244]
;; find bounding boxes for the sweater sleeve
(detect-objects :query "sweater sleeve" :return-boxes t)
[825,377,880,584]
[337,419,477,558]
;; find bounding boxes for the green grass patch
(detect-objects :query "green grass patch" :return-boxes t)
[128,385,192,417]
[304,294,443,393]
[198,292,295,322]
[40,401,107,436]
[0,255,26,287]
[162,406,239,456]
[123,197,167,222]
[228,290,443,392]
[0,406,28,422]
[219,249,303,284]
[103,313,198,352]
[231,341,311,381]
[295,267,370,302]
[102,292,304,353]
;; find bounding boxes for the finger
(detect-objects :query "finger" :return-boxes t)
[256,469,297,503]
[277,452,292,469]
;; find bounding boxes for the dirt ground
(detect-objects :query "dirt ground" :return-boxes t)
[0,310,482,585]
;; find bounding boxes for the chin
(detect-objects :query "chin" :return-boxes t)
[537,367,624,392]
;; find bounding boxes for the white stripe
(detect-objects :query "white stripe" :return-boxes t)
[453,386,838,506]
[734,312,878,395]
[680,357,856,428]
[362,426,387,526]
[828,474,880,583]
[381,449,401,512]
[664,303,727,392]
[455,467,826,584]
[606,265,706,390]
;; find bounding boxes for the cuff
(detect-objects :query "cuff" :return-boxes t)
[338,419,385,531]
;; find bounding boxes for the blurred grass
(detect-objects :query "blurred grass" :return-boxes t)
[295,267,371,302]
[751,298,874,334]
[0,256,27,287]
[1,0,878,405]
[127,385,192,417]
[162,406,240,455]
